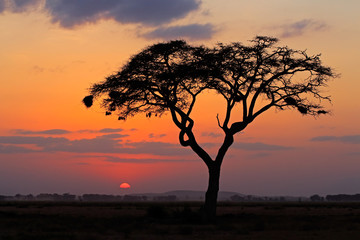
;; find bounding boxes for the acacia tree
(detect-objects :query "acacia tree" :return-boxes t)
[83,37,335,221]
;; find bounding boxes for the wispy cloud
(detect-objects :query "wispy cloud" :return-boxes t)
[248,152,271,159]
[232,142,294,151]
[78,128,126,133]
[202,132,222,138]
[311,135,360,144]
[149,133,166,139]
[0,128,293,159]
[123,141,192,156]
[99,128,124,133]
[0,134,192,156]
[278,19,328,38]
[0,0,42,13]
[13,129,71,135]
[0,144,36,154]
[0,0,6,13]
[102,155,191,163]
[76,162,90,165]
[142,23,216,40]
[347,152,360,157]
[0,135,69,146]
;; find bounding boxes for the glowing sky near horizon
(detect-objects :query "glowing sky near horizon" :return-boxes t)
[0,0,359,196]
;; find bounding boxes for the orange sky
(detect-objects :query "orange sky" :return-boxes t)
[0,0,359,196]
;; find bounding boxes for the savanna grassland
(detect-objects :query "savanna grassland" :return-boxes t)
[1,201,360,240]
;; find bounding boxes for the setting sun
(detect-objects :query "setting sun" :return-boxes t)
[120,183,131,189]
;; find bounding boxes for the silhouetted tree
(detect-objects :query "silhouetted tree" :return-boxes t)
[310,194,324,202]
[83,36,335,222]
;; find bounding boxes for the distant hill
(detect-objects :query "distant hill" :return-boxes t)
[130,190,310,202]
[131,190,245,201]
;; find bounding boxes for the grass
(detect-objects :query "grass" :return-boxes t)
[1,201,360,239]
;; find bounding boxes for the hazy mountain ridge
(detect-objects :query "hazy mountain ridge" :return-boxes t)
[130,190,244,200]
[130,190,308,201]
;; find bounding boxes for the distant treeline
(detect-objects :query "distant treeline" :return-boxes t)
[2,193,360,202]
[1,193,294,202]
[310,194,360,202]
[0,193,177,202]
[0,193,77,202]
[230,195,292,202]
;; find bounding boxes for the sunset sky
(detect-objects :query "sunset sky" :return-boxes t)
[1,0,359,197]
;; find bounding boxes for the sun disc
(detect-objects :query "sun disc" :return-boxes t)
[120,182,131,189]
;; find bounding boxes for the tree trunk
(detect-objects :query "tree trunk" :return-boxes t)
[203,164,221,223]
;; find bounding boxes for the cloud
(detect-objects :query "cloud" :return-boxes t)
[0,135,69,145]
[0,0,5,13]
[0,0,42,13]
[311,135,360,144]
[0,144,36,153]
[0,134,191,156]
[122,141,192,156]
[202,132,222,138]
[99,133,128,139]
[1,0,216,40]
[0,134,123,153]
[248,152,271,159]
[43,0,201,28]
[48,134,128,153]
[102,155,191,163]
[13,0,42,12]
[99,128,124,133]
[76,162,90,165]
[347,152,360,157]
[13,129,71,135]
[78,128,125,133]
[232,142,294,151]
[142,23,216,40]
[279,19,327,38]
[149,133,166,138]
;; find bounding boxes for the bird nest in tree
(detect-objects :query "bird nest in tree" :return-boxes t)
[284,97,297,106]
[297,106,308,114]
[83,95,93,108]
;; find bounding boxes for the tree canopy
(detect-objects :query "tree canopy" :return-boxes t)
[85,37,333,120]
[84,37,334,161]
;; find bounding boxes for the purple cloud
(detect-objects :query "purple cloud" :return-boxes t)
[12,0,41,12]
[78,128,126,133]
[311,135,360,144]
[2,0,202,26]
[202,132,222,138]
[102,155,191,163]
[0,0,42,13]
[1,1,216,40]
[0,136,68,145]
[0,0,6,13]
[279,19,327,38]
[149,133,166,138]
[232,142,294,151]
[0,134,191,156]
[13,129,71,135]
[44,0,201,28]
[143,23,216,40]
[99,128,124,133]
[0,144,36,154]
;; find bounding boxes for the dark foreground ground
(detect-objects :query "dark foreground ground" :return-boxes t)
[1,201,360,240]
